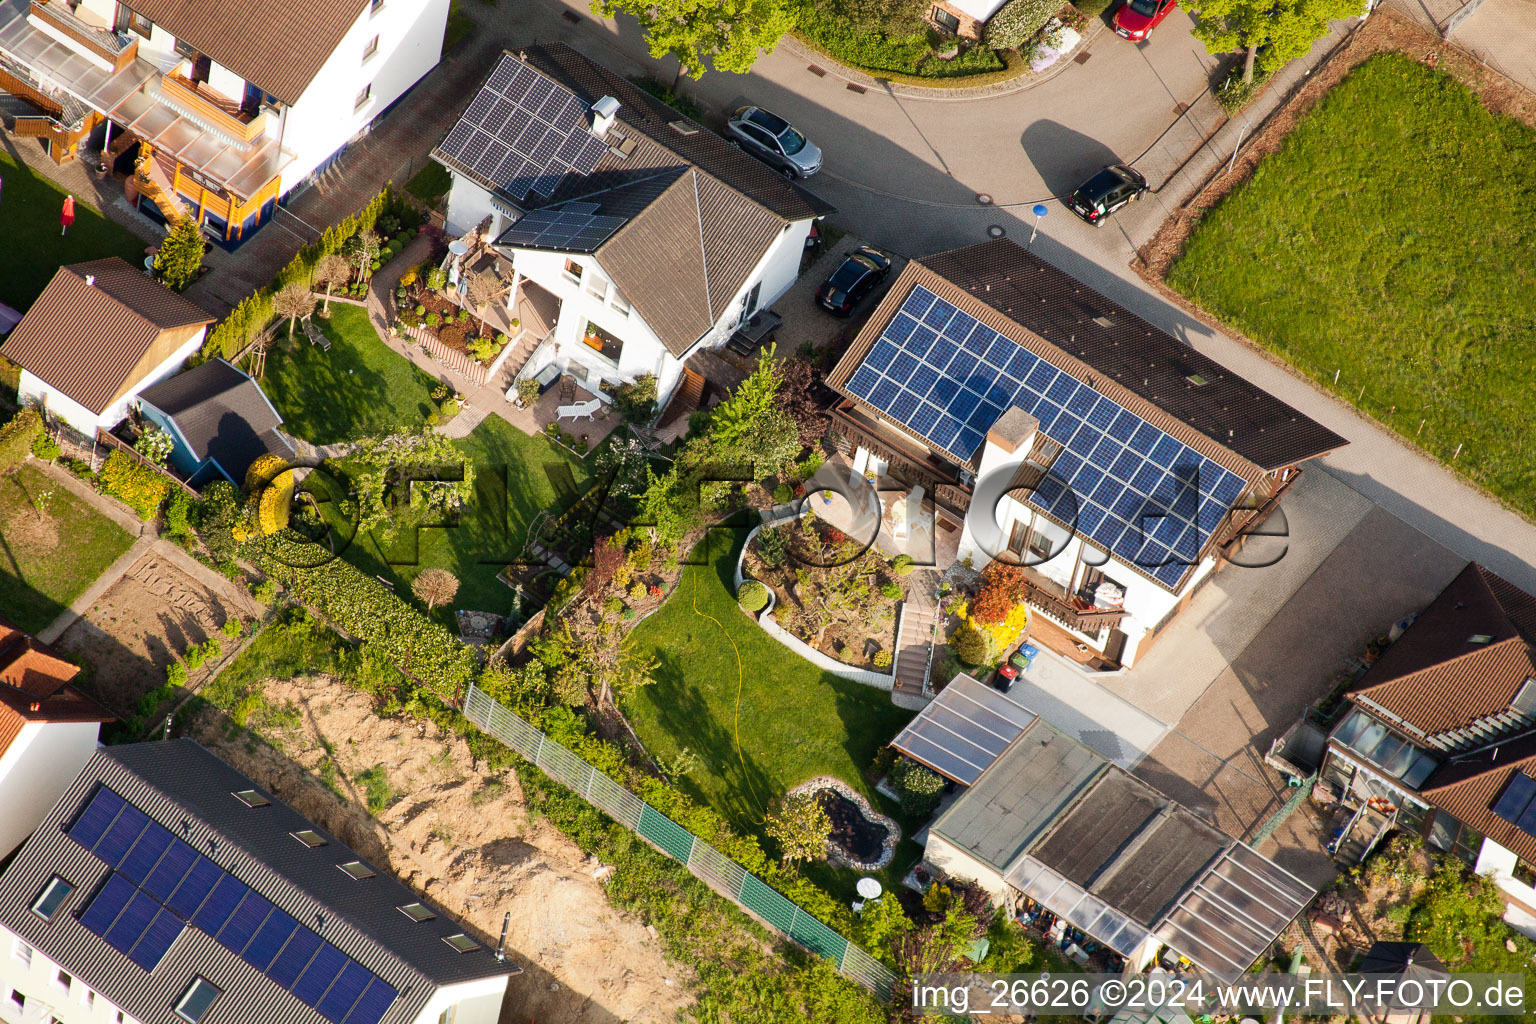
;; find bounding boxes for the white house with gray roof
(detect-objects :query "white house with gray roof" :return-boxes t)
[0,741,516,1024]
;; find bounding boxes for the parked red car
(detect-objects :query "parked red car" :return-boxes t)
[1113,0,1177,40]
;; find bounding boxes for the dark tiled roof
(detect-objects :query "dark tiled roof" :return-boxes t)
[121,0,365,105]
[138,360,291,484]
[831,240,1345,474]
[0,259,212,415]
[0,741,514,1024]
[1421,734,1536,865]
[1348,564,1536,736]
[448,46,832,356]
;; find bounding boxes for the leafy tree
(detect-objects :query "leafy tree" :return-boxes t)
[273,282,315,339]
[765,793,831,864]
[890,756,945,816]
[154,217,205,291]
[345,228,383,282]
[594,0,795,78]
[1185,0,1364,83]
[314,253,352,314]
[348,431,474,536]
[709,350,801,481]
[411,568,460,611]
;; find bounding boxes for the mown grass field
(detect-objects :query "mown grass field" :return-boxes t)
[1168,54,1536,513]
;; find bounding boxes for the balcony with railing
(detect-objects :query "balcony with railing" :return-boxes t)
[28,0,136,71]
[1017,564,1127,639]
[157,71,267,145]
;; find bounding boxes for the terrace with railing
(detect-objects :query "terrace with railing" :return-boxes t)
[28,0,136,71]
[157,71,267,144]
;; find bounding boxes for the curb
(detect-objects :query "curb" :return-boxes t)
[779,24,1105,102]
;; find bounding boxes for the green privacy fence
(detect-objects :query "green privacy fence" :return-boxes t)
[462,683,897,999]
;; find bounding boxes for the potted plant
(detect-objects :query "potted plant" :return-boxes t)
[515,378,539,408]
[582,321,603,350]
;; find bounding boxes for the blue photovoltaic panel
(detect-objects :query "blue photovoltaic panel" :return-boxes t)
[119,824,173,886]
[268,926,324,990]
[193,874,249,935]
[318,961,373,1023]
[127,908,183,970]
[243,908,299,971]
[142,839,198,903]
[344,978,399,1024]
[846,285,1250,588]
[103,889,158,954]
[80,873,135,937]
[94,802,149,865]
[166,856,222,919]
[216,890,273,955]
[68,787,126,849]
[293,942,348,1007]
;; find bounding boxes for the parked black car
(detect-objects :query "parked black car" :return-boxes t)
[1066,164,1148,225]
[815,246,893,316]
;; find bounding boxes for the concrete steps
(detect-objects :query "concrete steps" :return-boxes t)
[893,572,943,701]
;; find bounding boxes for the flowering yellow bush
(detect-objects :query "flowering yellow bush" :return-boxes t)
[244,453,289,491]
[256,469,296,535]
[957,599,1029,654]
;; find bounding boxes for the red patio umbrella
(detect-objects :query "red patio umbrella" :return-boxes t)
[60,194,75,236]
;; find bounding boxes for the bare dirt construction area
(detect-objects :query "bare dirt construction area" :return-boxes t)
[188,674,693,1024]
[55,547,259,717]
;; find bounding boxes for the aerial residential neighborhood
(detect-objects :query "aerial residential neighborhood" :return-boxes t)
[0,0,1531,1019]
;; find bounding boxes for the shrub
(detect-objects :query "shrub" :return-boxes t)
[516,378,541,406]
[414,304,426,316]
[737,580,769,612]
[438,324,466,348]
[757,525,790,567]
[986,0,1058,49]
[425,312,441,328]
[1217,63,1273,114]
[972,561,1029,624]
[629,581,649,603]
[457,309,470,324]
[615,374,659,422]
[1072,0,1112,16]
[891,756,945,816]
[766,793,832,864]
[881,582,903,601]
[0,408,43,473]
[411,567,460,611]
[573,440,588,454]
[165,662,187,687]
[892,553,916,576]
[221,616,244,639]
[426,412,441,427]
[164,490,193,538]
[621,607,635,620]
[399,269,418,288]
[873,650,893,669]
[252,580,277,605]
[30,431,61,462]
[773,483,793,503]
[953,621,996,666]
[100,451,169,520]
[603,596,624,616]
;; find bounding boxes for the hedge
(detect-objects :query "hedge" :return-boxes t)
[100,450,170,520]
[253,531,477,701]
[0,408,43,475]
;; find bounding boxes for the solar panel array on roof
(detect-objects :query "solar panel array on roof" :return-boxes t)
[844,285,1249,588]
[67,786,398,1024]
[499,201,628,252]
[435,52,608,204]
[890,675,1036,785]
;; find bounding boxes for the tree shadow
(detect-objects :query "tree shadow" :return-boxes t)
[1020,119,1123,197]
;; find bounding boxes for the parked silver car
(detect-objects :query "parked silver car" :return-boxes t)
[725,106,823,179]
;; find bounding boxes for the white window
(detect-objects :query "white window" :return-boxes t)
[609,292,630,317]
[81,989,95,1010]
[11,940,31,966]
[5,991,24,1018]
[562,258,583,284]
[362,34,379,62]
[354,83,372,110]
[54,969,70,992]
[584,274,608,301]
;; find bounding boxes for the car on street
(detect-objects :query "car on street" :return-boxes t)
[725,106,823,179]
[1113,0,1178,39]
[815,246,893,315]
[1065,164,1148,225]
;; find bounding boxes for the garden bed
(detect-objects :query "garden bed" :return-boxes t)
[741,516,903,671]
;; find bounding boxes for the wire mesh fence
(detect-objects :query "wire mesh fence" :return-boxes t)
[463,683,897,999]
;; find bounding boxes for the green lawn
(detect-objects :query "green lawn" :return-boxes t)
[1167,54,1536,513]
[259,305,439,443]
[0,151,144,310]
[311,413,592,622]
[0,465,135,633]
[624,531,914,886]
[405,162,453,207]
